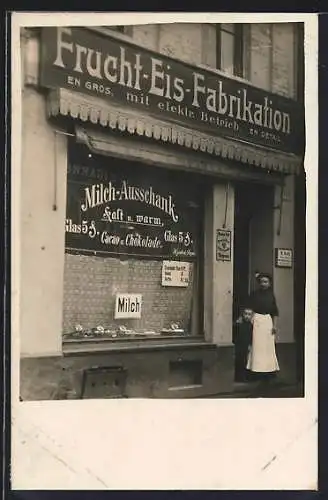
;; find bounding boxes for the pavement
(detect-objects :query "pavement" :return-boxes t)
[196,380,304,399]
[215,381,303,399]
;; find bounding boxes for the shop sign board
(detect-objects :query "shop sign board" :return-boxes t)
[114,293,142,319]
[216,229,232,262]
[65,157,202,260]
[275,248,293,268]
[40,27,305,156]
[161,261,191,287]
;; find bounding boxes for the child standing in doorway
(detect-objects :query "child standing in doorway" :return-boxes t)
[233,307,254,382]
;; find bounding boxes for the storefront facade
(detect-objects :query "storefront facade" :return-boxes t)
[19,23,305,399]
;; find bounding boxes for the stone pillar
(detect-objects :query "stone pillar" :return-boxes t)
[204,182,235,346]
[20,86,68,356]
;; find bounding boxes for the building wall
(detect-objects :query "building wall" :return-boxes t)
[132,23,215,67]
[273,176,295,343]
[246,23,296,98]
[20,344,224,400]
[271,23,296,98]
[131,24,159,51]
[158,23,204,65]
[20,85,67,356]
[131,23,297,98]
[248,24,273,90]
[19,23,300,360]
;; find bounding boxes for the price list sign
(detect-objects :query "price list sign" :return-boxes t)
[161,261,191,287]
[65,157,202,260]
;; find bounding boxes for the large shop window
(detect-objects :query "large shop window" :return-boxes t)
[62,142,205,343]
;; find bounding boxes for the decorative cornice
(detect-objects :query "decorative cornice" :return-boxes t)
[47,88,302,175]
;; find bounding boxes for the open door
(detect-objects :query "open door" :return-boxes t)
[233,183,252,321]
[233,182,275,317]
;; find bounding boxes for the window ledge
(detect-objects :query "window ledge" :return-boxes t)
[63,336,216,356]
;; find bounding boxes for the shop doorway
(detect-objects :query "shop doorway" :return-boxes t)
[233,182,275,321]
[233,181,275,382]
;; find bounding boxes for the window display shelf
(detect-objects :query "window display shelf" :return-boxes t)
[63,335,209,355]
[63,325,190,341]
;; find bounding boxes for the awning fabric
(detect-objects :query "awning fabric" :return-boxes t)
[47,88,302,175]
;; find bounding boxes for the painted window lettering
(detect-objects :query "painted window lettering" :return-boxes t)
[81,220,88,234]
[80,181,179,223]
[65,219,81,234]
[125,233,162,249]
[184,232,191,247]
[88,221,97,238]
[102,207,124,222]
[164,230,177,243]
[135,215,162,226]
[65,161,199,259]
[101,232,121,246]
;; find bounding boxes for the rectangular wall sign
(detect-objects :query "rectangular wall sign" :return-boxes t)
[275,248,293,268]
[216,229,232,262]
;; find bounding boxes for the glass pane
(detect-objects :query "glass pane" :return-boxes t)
[63,144,204,342]
[220,31,235,75]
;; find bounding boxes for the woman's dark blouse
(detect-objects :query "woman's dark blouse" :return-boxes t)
[246,288,279,317]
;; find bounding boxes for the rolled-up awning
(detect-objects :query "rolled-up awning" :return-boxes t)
[47,88,302,175]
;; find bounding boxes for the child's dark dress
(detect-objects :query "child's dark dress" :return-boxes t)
[233,320,253,382]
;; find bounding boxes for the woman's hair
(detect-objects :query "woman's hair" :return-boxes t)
[255,272,272,284]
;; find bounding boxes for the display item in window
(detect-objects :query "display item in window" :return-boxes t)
[64,320,189,340]
[161,322,185,334]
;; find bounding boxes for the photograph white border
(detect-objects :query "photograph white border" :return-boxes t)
[10,12,318,490]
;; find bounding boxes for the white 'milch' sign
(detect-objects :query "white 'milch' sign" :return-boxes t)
[114,293,142,319]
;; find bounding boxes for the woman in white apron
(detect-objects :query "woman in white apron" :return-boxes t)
[246,272,280,381]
